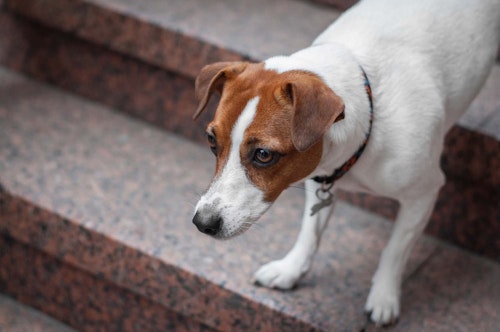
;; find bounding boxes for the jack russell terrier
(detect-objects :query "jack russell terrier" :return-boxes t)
[191,0,500,325]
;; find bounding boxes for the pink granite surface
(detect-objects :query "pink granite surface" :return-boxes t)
[6,0,339,78]
[1,68,499,331]
[0,7,214,144]
[0,293,77,332]
[0,236,215,332]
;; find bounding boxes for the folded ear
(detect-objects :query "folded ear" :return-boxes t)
[281,76,345,152]
[193,62,247,120]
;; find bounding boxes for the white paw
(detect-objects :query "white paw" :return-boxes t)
[253,258,307,290]
[365,281,400,325]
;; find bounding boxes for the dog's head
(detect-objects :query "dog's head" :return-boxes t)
[192,61,344,238]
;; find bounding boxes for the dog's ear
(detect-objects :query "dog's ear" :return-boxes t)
[282,77,345,152]
[193,62,247,120]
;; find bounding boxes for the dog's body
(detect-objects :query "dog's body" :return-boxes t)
[192,0,500,324]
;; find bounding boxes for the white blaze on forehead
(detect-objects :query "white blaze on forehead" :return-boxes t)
[232,97,259,148]
[196,97,270,237]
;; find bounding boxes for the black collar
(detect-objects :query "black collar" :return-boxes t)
[312,68,374,186]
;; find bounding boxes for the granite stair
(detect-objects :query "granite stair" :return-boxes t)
[0,0,499,330]
[1,67,499,331]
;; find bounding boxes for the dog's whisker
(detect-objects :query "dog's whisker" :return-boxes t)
[288,185,317,195]
[249,223,264,231]
[180,193,199,209]
[288,184,307,191]
[185,189,204,199]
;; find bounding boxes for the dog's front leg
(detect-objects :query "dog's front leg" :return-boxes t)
[365,175,443,325]
[253,179,333,289]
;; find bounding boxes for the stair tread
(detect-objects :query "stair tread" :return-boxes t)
[0,294,76,332]
[103,0,340,61]
[1,67,499,331]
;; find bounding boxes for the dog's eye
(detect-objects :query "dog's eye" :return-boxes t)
[253,148,279,167]
[207,133,217,155]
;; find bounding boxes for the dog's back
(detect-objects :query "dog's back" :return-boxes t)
[315,0,500,129]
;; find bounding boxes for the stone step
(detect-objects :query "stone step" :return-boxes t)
[1,67,500,331]
[0,0,498,260]
[0,294,76,332]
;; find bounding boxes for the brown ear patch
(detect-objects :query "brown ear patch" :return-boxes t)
[285,72,345,152]
[240,70,345,202]
[193,62,248,120]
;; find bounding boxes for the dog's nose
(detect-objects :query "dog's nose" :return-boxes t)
[192,211,222,236]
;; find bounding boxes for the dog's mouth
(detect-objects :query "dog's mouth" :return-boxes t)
[214,221,254,240]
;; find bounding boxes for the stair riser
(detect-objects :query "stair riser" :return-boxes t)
[5,0,249,79]
[338,178,499,262]
[0,236,216,332]
[0,11,498,261]
[427,181,499,261]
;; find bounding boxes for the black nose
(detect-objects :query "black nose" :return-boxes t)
[192,212,222,236]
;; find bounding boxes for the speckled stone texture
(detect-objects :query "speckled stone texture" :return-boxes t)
[0,236,215,332]
[0,293,77,332]
[5,0,339,77]
[1,68,499,331]
[0,7,217,144]
[0,0,500,260]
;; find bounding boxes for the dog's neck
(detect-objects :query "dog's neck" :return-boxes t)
[313,68,373,186]
[265,43,374,179]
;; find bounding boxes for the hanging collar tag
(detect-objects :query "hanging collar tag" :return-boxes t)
[310,182,334,216]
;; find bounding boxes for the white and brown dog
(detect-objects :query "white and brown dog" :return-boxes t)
[192,0,500,325]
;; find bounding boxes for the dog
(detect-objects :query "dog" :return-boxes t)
[191,0,500,325]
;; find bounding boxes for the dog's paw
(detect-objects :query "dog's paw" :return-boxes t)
[253,259,305,290]
[365,281,400,325]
